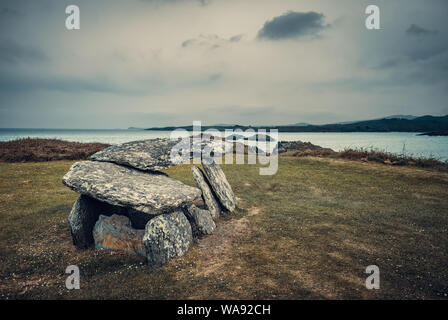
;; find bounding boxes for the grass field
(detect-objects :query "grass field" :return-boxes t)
[0,157,447,299]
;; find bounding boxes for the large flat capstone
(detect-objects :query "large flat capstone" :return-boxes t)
[62,161,201,214]
[90,138,184,171]
[90,137,240,172]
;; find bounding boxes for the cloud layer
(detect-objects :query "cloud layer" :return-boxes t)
[406,24,438,36]
[257,11,329,40]
[0,0,447,128]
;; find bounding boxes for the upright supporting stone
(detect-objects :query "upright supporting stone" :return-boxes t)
[202,161,237,212]
[93,214,146,257]
[191,166,221,220]
[183,204,216,238]
[68,195,125,249]
[143,211,192,267]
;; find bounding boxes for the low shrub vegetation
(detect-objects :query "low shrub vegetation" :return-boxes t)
[283,146,448,171]
[337,148,448,171]
[0,138,110,162]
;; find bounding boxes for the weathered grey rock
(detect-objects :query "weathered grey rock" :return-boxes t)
[90,137,250,172]
[202,161,237,212]
[68,195,126,249]
[274,141,334,155]
[143,211,192,267]
[62,161,201,214]
[93,214,145,257]
[183,204,216,238]
[68,196,97,249]
[91,138,185,171]
[191,166,221,220]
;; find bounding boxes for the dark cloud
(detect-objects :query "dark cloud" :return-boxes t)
[208,73,222,82]
[229,34,243,42]
[0,7,20,17]
[140,0,211,6]
[376,45,447,69]
[406,24,438,36]
[182,34,242,48]
[318,50,448,91]
[181,38,196,47]
[198,0,211,6]
[257,11,329,40]
[0,73,144,95]
[375,58,402,69]
[407,46,447,61]
[0,40,48,64]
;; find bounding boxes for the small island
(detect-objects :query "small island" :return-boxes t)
[418,131,448,136]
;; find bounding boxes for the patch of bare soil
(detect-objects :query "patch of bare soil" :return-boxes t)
[193,207,260,277]
[0,274,62,298]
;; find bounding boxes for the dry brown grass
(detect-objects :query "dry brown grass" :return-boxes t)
[0,157,447,299]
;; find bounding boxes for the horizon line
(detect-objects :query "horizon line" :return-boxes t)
[0,113,446,131]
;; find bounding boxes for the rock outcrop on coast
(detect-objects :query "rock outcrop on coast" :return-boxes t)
[62,138,237,267]
[274,141,335,155]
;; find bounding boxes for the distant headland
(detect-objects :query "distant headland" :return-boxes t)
[143,115,448,133]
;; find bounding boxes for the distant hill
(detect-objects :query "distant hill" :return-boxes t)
[211,123,238,127]
[145,115,448,133]
[284,123,310,127]
[333,115,419,125]
[383,115,418,120]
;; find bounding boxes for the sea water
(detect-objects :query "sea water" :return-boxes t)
[0,129,447,161]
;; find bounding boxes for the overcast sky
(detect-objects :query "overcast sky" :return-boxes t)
[0,0,447,128]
